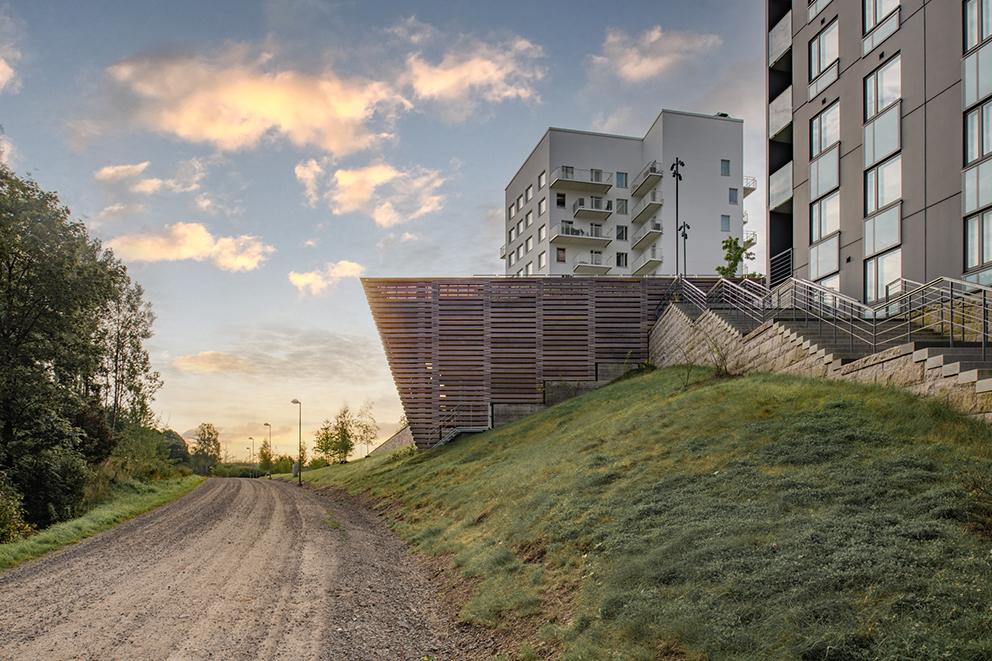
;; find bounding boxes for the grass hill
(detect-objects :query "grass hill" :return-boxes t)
[295,367,992,659]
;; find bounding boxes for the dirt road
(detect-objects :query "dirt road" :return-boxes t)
[0,478,478,660]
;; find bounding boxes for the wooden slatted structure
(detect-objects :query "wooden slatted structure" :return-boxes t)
[362,277,676,449]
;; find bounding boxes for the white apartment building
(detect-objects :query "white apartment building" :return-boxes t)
[502,109,753,277]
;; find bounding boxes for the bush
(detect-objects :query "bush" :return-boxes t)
[85,426,178,503]
[0,472,32,543]
[10,446,90,527]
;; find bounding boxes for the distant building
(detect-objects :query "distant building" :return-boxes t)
[502,109,754,278]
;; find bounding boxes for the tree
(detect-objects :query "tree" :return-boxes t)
[161,429,190,465]
[191,423,221,474]
[355,401,379,457]
[257,438,273,473]
[314,406,356,464]
[716,235,757,279]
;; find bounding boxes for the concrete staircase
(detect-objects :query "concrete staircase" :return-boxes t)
[911,345,992,394]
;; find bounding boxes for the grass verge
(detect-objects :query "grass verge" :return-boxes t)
[0,475,204,571]
[284,368,992,659]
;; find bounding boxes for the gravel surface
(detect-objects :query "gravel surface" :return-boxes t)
[0,478,478,660]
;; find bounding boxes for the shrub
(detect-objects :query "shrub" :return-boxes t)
[0,472,32,543]
[10,446,90,527]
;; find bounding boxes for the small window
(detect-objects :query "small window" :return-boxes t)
[507,205,514,220]
[865,154,902,215]
[538,197,547,215]
[966,210,992,270]
[525,185,533,202]
[811,101,840,158]
[809,20,839,82]
[556,193,566,208]
[865,247,902,302]
[811,190,840,242]
[616,225,628,241]
[720,215,731,232]
[526,210,533,227]
[525,261,533,276]
[538,251,547,269]
[516,194,524,211]
[538,171,547,188]
[509,227,516,242]
[516,268,523,277]
[556,247,566,263]
[864,0,899,35]
[516,245,524,259]
[538,224,547,241]
[729,189,739,205]
[590,223,603,237]
[865,204,901,257]
[720,159,731,177]
[865,55,901,120]
[616,172,628,188]
[616,252,628,268]
[526,236,533,252]
[517,220,524,234]
[508,252,515,266]
[965,0,992,52]
[616,198,628,215]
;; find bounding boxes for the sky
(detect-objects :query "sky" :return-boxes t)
[0,0,766,460]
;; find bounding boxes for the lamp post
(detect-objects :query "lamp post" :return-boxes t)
[291,399,302,487]
[263,422,271,477]
[248,437,254,477]
[670,157,685,278]
[679,222,691,277]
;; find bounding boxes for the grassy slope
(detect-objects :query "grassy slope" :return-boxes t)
[0,475,204,571]
[294,368,992,660]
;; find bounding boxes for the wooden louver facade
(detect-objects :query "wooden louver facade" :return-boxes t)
[362,277,676,449]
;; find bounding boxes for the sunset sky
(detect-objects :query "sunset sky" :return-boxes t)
[0,0,765,459]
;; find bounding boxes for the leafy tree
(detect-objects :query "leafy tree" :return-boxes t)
[716,235,757,279]
[271,454,295,474]
[191,423,221,474]
[257,438,273,472]
[355,401,379,457]
[0,471,31,542]
[161,429,190,465]
[314,406,356,463]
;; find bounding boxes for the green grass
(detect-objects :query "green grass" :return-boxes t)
[0,475,204,571]
[286,368,992,660]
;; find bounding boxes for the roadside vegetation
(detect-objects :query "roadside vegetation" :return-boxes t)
[292,367,992,659]
[0,164,200,549]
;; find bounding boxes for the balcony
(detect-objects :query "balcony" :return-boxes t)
[549,166,613,194]
[769,161,793,212]
[631,160,664,198]
[631,220,662,251]
[573,253,611,275]
[743,176,758,199]
[573,197,613,220]
[550,223,612,248]
[631,188,663,225]
[768,10,792,68]
[632,250,663,276]
[769,86,792,140]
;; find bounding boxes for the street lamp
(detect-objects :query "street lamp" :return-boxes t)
[248,436,254,477]
[670,157,685,278]
[263,422,271,478]
[679,222,691,278]
[291,399,302,487]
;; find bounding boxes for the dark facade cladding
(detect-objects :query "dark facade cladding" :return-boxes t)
[362,277,675,449]
[766,0,979,302]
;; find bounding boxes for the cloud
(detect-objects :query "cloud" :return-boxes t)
[588,26,722,83]
[0,8,23,94]
[288,259,364,296]
[376,231,419,251]
[94,161,150,182]
[107,221,274,271]
[294,157,326,206]
[89,202,144,226]
[590,106,639,135]
[103,44,410,157]
[174,351,256,374]
[0,133,15,166]
[404,35,545,121]
[194,192,240,216]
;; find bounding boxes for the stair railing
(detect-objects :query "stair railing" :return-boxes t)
[707,278,767,327]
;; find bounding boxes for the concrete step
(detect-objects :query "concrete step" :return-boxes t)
[940,361,992,378]
[912,346,992,363]
[959,368,992,385]
[977,378,992,394]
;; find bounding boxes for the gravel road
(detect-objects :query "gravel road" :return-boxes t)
[0,478,478,660]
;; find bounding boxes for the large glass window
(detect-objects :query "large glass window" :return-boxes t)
[811,102,840,157]
[966,0,992,53]
[864,204,901,256]
[964,41,992,108]
[966,100,992,165]
[864,103,901,167]
[965,210,992,270]
[809,234,840,280]
[865,248,902,302]
[810,145,840,201]
[864,0,899,34]
[964,158,992,213]
[865,154,902,214]
[865,56,901,120]
[811,191,840,242]
[810,21,839,81]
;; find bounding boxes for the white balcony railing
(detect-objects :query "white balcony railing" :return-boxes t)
[551,223,609,240]
[631,160,663,197]
[632,251,662,274]
[573,197,613,215]
[768,10,792,67]
[631,188,663,223]
[769,86,792,138]
[550,166,613,188]
[631,220,662,248]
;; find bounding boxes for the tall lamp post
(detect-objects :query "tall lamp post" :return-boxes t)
[670,157,685,279]
[679,222,691,277]
[248,437,254,477]
[291,399,302,487]
[263,422,271,477]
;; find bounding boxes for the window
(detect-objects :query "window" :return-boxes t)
[556,193,566,208]
[721,159,731,177]
[864,103,900,167]
[818,274,840,292]
[864,204,901,256]
[811,191,840,242]
[811,102,840,158]
[509,227,516,242]
[616,225,628,241]
[865,55,901,120]
[516,269,523,277]
[966,99,992,165]
[616,172,628,188]
[516,194,524,211]
[525,262,533,276]
[538,197,547,215]
[507,205,514,220]
[590,223,603,237]
[526,236,533,252]
[526,210,533,227]
[538,171,547,188]
[590,168,603,183]
[965,0,992,53]
[556,247,566,263]
[616,198,628,215]
[729,188,739,205]
[865,154,902,214]
[616,252,628,268]
[590,250,603,264]
[810,144,840,201]
[809,20,839,81]
[809,234,840,280]
[538,251,547,269]
[526,185,533,202]
[966,210,992,270]
[964,41,992,107]
[865,248,902,302]
[720,215,731,232]
[517,220,524,234]
[538,224,547,241]
[864,0,898,34]
[965,158,992,214]
[508,252,515,266]
[517,245,524,259]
